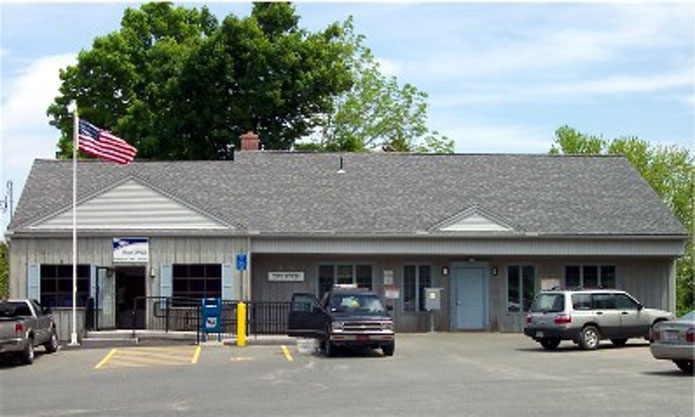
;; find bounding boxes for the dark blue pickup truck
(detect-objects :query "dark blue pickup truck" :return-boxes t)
[287,287,395,357]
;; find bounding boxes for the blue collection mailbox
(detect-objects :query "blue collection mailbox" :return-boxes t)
[201,297,222,342]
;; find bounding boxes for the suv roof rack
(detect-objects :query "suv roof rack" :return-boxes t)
[542,286,620,292]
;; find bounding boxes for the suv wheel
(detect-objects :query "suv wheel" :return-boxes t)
[539,338,561,350]
[44,329,59,353]
[579,325,600,350]
[610,338,628,347]
[382,342,395,356]
[21,337,35,365]
[673,360,694,375]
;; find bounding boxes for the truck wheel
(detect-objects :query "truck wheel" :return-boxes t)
[44,329,59,353]
[325,340,335,358]
[610,338,628,347]
[21,337,34,365]
[382,342,395,357]
[539,338,561,350]
[673,360,694,375]
[578,325,600,350]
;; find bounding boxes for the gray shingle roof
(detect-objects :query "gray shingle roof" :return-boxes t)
[9,153,686,236]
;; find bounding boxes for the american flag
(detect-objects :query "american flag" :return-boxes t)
[78,119,137,165]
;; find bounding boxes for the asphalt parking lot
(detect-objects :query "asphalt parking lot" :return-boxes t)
[1,333,692,417]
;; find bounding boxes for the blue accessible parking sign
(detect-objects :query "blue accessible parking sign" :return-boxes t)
[236,253,247,271]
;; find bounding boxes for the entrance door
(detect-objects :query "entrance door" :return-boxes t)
[453,266,487,330]
[115,267,146,329]
[97,267,116,329]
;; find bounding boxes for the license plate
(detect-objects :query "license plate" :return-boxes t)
[536,331,544,338]
[356,335,369,341]
[663,331,679,342]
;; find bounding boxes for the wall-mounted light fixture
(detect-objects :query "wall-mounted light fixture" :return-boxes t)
[150,267,156,278]
[491,267,499,276]
[441,266,449,276]
[468,257,476,263]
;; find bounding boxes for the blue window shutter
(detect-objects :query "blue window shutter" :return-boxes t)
[27,264,40,301]
[160,264,173,298]
[90,265,97,299]
[222,264,233,300]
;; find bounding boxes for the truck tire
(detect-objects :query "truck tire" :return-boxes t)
[674,360,694,375]
[382,342,395,357]
[21,337,34,365]
[540,338,561,350]
[325,340,336,358]
[578,325,600,350]
[610,338,628,347]
[44,329,59,353]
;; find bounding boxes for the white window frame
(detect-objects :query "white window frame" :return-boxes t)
[506,264,536,313]
[565,265,617,289]
[402,264,432,313]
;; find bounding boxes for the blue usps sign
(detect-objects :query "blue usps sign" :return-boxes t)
[236,254,247,271]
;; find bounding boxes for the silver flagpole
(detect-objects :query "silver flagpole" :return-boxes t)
[69,100,79,346]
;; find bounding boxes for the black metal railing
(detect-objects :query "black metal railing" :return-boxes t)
[130,296,201,343]
[217,300,291,339]
[128,297,291,343]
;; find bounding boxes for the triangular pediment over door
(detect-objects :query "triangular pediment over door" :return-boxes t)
[433,206,516,232]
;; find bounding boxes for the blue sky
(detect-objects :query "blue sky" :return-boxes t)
[1,2,694,233]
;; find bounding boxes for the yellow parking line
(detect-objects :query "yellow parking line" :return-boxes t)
[191,346,201,364]
[94,348,117,369]
[281,345,294,362]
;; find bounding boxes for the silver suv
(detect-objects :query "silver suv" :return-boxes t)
[523,289,673,350]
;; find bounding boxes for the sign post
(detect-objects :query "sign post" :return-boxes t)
[236,253,247,300]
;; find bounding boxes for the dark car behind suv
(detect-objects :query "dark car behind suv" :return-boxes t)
[287,287,395,357]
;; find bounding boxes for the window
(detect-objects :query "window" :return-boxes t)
[565,265,616,288]
[172,264,221,300]
[592,293,616,309]
[507,265,535,312]
[40,264,90,308]
[403,265,431,312]
[318,264,373,298]
[614,294,639,310]
[571,293,592,310]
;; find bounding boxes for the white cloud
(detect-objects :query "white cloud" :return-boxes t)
[1,53,76,133]
[1,53,76,234]
[387,4,693,82]
[431,70,694,107]
[441,123,552,153]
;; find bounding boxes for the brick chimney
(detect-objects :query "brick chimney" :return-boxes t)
[239,131,260,151]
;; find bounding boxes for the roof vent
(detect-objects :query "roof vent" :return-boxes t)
[336,157,345,174]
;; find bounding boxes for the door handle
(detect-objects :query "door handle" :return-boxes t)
[621,311,629,315]
[596,311,603,315]
[456,302,462,306]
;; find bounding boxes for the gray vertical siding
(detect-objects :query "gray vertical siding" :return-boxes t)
[8,236,248,339]
[9,237,677,336]
[252,254,676,333]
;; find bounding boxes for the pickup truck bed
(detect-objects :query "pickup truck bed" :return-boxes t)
[0,299,59,364]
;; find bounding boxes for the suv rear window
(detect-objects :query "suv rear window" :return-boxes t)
[531,293,565,313]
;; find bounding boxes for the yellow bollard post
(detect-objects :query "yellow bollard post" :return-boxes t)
[237,302,246,347]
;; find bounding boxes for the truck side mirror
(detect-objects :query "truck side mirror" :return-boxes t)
[43,306,52,314]
[386,305,393,311]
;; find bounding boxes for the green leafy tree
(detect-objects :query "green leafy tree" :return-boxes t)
[550,126,694,315]
[298,23,452,153]
[0,242,8,300]
[48,2,354,158]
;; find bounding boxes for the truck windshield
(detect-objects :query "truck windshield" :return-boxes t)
[0,302,32,318]
[530,294,565,313]
[329,294,386,314]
